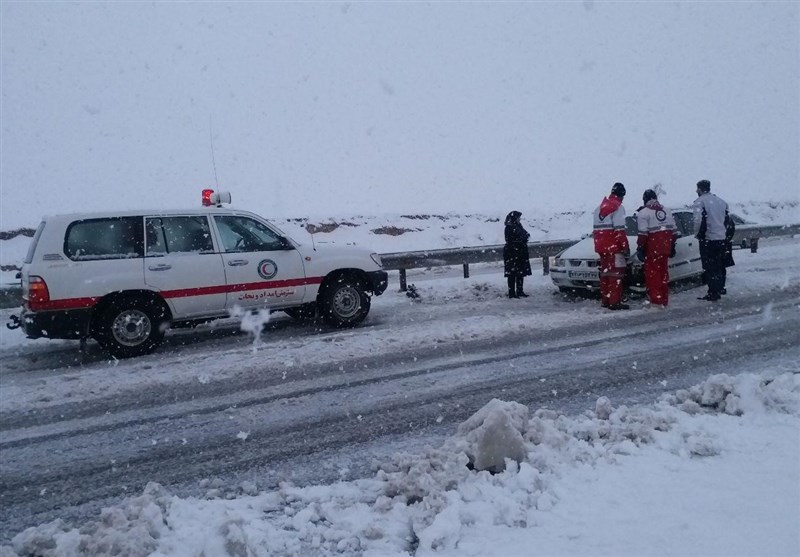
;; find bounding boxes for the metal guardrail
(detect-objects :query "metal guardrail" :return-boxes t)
[1,224,797,306]
[731,223,800,246]
[381,239,579,291]
[382,223,800,291]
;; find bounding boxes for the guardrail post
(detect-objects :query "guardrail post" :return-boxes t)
[399,269,407,291]
[463,263,469,278]
[542,256,550,275]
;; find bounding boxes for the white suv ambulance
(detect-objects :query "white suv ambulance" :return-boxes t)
[10,191,388,358]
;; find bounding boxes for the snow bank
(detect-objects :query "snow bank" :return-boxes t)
[6,371,798,557]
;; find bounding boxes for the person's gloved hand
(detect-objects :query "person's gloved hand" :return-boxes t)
[636,247,645,263]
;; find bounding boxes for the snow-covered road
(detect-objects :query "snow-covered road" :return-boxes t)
[1,238,798,543]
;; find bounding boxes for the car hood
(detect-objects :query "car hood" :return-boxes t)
[295,241,375,258]
[293,242,383,273]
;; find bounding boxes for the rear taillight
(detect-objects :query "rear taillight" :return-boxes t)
[26,276,51,310]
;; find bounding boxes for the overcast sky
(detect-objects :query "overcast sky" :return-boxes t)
[1,1,798,229]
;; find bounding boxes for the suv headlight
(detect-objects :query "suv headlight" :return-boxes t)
[554,257,564,267]
[370,253,383,268]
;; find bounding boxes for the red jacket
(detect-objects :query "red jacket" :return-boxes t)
[593,195,629,255]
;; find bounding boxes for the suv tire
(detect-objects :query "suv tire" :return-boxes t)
[319,278,370,328]
[95,297,168,358]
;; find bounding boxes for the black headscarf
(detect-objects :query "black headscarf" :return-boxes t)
[505,211,522,226]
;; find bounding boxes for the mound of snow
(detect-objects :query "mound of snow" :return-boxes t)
[5,371,798,556]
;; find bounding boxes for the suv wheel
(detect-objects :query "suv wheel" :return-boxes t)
[95,297,167,358]
[320,278,370,327]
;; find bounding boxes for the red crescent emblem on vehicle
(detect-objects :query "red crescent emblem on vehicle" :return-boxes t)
[257,259,278,279]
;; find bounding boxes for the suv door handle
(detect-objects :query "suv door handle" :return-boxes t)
[148,264,172,271]
[227,259,249,266]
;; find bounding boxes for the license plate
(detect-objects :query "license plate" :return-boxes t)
[568,270,599,280]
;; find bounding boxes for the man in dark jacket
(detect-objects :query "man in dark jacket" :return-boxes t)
[503,211,532,298]
[693,179,730,301]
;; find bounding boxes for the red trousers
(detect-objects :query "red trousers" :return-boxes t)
[599,253,626,306]
[645,254,669,306]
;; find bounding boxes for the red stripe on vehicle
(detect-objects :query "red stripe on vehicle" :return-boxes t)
[30,297,100,311]
[160,276,324,299]
[33,277,325,311]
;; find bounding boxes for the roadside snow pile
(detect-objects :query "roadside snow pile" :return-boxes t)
[6,483,172,557]
[5,372,798,557]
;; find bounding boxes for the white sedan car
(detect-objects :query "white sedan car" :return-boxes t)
[550,209,747,294]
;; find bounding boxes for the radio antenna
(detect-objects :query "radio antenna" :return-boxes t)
[209,115,220,189]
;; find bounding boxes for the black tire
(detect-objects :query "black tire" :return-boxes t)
[283,303,318,322]
[319,277,371,328]
[94,297,168,358]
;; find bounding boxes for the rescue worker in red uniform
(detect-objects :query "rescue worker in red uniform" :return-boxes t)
[635,189,676,308]
[593,182,630,310]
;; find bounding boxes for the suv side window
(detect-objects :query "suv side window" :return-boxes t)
[214,215,288,252]
[65,217,143,260]
[146,216,213,255]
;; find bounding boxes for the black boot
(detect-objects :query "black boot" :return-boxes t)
[516,277,528,297]
[507,277,518,298]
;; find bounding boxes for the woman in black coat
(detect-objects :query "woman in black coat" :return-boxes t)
[503,211,532,298]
